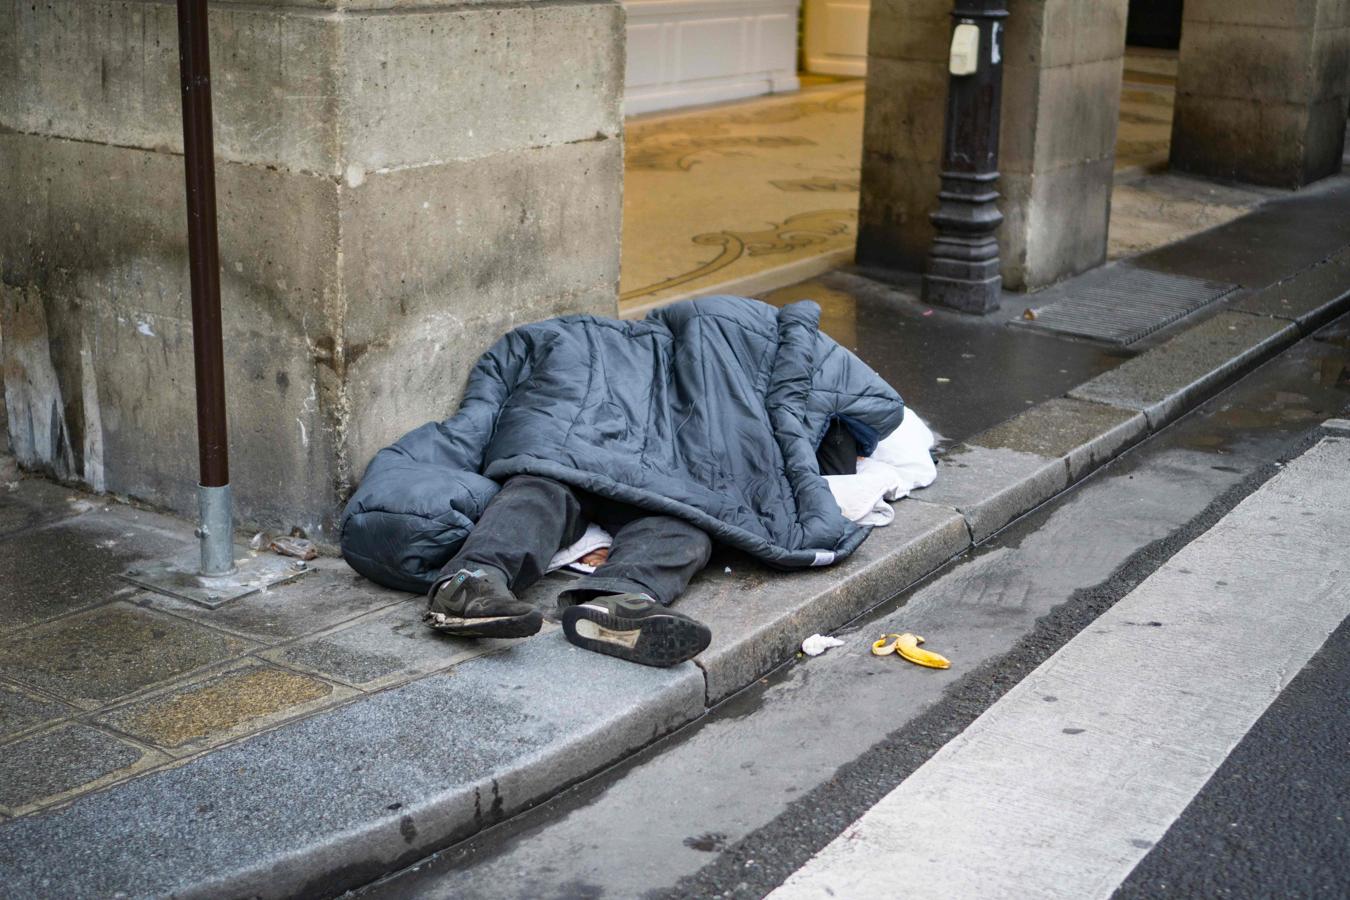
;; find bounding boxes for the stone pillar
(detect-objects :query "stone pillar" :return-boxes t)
[997,0,1129,290]
[857,0,1128,290]
[0,0,624,540]
[1170,0,1350,188]
[856,0,952,273]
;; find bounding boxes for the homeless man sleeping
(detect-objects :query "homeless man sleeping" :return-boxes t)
[339,295,925,669]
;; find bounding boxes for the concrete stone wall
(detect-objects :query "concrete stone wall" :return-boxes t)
[856,0,951,273]
[1171,0,1350,187]
[998,0,1129,290]
[0,0,625,540]
[857,0,1128,291]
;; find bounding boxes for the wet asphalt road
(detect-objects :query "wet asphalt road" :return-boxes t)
[352,316,1350,900]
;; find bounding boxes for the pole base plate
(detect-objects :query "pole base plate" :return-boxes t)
[120,552,311,609]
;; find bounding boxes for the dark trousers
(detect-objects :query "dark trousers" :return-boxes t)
[441,475,713,606]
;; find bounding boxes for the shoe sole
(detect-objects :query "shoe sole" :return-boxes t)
[561,603,711,668]
[424,609,543,639]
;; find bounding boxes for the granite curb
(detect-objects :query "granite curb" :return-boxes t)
[2,246,1348,899]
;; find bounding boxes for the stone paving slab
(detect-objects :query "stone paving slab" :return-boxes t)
[95,658,358,756]
[0,637,706,899]
[0,503,194,634]
[142,555,409,645]
[0,723,168,816]
[1233,246,1350,330]
[0,603,254,709]
[0,680,76,742]
[0,477,88,540]
[261,598,540,692]
[684,501,970,704]
[1069,312,1296,428]
[908,445,1070,543]
[966,397,1149,483]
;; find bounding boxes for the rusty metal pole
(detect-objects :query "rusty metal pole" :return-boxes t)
[922,0,1008,314]
[176,0,234,575]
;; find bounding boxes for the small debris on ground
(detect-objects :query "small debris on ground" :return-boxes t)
[269,535,317,560]
[249,532,268,551]
[723,566,732,574]
[1023,307,1039,320]
[800,634,845,657]
[871,632,951,669]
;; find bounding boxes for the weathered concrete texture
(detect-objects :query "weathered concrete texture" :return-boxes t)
[0,0,623,177]
[1234,246,1350,330]
[684,501,970,703]
[0,500,195,634]
[1070,312,1298,428]
[998,0,1129,290]
[141,556,407,644]
[260,598,541,691]
[0,476,83,540]
[910,444,1069,543]
[1170,0,1350,187]
[341,136,623,470]
[0,723,168,816]
[0,0,625,539]
[0,638,705,899]
[0,681,75,743]
[856,0,949,270]
[858,0,1130,290]
[95,659,354,754]
[0,602,254,709]
[968,397,1147,483]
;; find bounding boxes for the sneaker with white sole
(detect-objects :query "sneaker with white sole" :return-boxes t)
[560,594,711,667]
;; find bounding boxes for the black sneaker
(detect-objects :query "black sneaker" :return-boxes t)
[561,594,711,668]
[423,569,543,638]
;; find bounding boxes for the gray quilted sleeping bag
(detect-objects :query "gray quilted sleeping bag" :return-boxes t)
[340,296,905,592]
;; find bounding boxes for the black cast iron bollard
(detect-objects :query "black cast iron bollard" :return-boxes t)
[176,0,234,575]
[922,0,1008,315]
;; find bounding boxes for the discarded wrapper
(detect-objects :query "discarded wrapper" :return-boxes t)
[269,536,317,560]
[801,634,845,657]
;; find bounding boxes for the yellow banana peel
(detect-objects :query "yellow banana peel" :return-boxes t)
[872,632,951,669]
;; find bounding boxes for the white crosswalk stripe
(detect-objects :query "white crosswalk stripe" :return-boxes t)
[771,436,1350,900]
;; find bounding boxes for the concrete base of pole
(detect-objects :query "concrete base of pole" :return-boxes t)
[198,483,236,576]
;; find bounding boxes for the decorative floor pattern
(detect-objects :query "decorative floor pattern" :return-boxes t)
[621,82,866,310]
[620,49,1264,310]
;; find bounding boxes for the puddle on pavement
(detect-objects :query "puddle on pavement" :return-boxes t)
[762,272,1130,448]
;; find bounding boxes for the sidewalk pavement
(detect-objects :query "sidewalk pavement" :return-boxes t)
[2,177,1350,898]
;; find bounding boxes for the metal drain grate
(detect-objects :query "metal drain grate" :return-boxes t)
[1019,264,1238,345]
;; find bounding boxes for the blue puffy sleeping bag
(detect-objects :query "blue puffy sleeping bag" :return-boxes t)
[340,296,905,592]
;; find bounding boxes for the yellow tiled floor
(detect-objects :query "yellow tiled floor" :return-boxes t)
[620,49,1266,309]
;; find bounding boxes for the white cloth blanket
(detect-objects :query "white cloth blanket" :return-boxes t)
[547,410,938,572]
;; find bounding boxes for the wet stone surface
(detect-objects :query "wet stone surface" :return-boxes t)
[0,505,196,634]
[1234,246,1350,328]
[967,397,1147,482]
[1071,312,1295,426]
[97,661,344,751]
[0,724,159,813]
[142,557,409,644]
[261,600,529,691]
[0,478,85,541]
[0,604,253,708]
[912,444,1069,543]
[762,271,1130,446]
[0,681,75,741]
